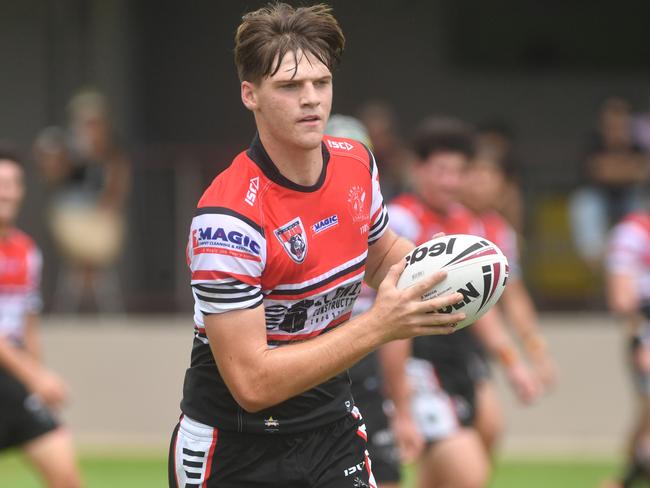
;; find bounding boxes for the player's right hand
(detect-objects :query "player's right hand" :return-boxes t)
[371,259,465,342]
[30,369,68,409]
[505,362,540,405]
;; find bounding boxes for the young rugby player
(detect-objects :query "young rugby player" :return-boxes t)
[604,209,650,488]
[386,117,538,488]
[168,4,464,487]
[0,149,82,488]
[462,152,557,454]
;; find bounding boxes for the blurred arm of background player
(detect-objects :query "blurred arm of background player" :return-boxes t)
[473,308,540,404]
[607,268,650,369]
[500,279,558,389]
[0,314,68,408]
[205,228,465,413]
[379,338,425,463]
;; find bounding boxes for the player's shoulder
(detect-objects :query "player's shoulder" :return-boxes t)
[389,193,421,212]
[621,211,650,231]
[197,150,264,228]
[322,135,373,173]
[6,228,39,252]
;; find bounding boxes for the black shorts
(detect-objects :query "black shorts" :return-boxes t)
[350,355,400,484]
[0,370,59,451]
[169,409,378,488]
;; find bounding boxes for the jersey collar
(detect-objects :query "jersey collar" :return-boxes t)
[246,133,330,193]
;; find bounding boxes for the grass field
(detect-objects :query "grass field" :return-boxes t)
[0,452,619,487]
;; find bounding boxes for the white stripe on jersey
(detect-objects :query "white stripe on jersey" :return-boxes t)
[368,204,389,244]
[387,203,421,243]
[270,251,367,293]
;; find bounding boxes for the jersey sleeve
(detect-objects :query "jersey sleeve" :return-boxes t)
[367,149,390,245]
[387,203,421,243]
[607,221,647,276]
[25,245,43,313]
[188,208,266,320]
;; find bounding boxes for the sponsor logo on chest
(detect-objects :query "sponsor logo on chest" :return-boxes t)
[311,214,339,235]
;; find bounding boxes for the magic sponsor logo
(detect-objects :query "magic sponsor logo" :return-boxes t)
[311,214,338,235]
[192,226,261,256]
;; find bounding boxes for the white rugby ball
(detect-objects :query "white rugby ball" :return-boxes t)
[397,234,509,330]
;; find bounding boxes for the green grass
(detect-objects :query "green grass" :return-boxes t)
[0,452,620,487]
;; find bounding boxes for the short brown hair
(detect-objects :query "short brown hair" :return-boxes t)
[234,2,345,83]
[412,117,475,162]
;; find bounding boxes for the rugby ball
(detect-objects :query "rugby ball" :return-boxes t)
[397,234,509,330]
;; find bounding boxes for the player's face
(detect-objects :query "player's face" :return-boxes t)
[463,159,504,212]
[414,151,466,212]
[242,50,332,151]
[0,160,24,227]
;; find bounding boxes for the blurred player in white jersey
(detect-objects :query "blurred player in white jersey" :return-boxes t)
[0,148,82,487]
[604,209,650,488]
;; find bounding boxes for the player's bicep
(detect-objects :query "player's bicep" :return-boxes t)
[204,306,268,405]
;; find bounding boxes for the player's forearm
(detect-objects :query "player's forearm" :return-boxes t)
[502,280,540,339]
[473,308,521,369]
[229,311,388,412]
[0,336,43,387]
[365,235,414,290]
[23,314,43,362]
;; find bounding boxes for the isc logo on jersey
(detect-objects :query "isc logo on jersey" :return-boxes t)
[192,227,261,256]
[327,140,354,151]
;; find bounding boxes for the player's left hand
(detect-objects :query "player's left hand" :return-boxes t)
[531,354,558,390]
[391,408,425,463]
[505,362,540,405]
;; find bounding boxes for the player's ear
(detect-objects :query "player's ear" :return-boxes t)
[241,81,258,111]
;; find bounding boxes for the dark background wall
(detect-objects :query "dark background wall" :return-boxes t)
[1,0,649,311]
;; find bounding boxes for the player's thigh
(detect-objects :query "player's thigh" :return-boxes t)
[474,380,503,451]
[418,428,490,488]
[23,427,82,488]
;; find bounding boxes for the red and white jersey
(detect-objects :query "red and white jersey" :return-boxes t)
[474,210,520,279]
[181,134,389,433]
[0,229,42,346]
[388,195,481,244]
[607,212,650,302]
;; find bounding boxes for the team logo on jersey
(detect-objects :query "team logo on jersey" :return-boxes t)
[311,214,339,235]
[347,185,368,223]
[274,217,308,263]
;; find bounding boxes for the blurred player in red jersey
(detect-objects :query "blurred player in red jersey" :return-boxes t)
[386,117,539,488]
[462,151,557,454]
[0,149,82,487]
[602,209,650,488]
[168,4,464,487]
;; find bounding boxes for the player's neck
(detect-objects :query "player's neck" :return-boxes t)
[0,222,12,239]
[258,131,323,187]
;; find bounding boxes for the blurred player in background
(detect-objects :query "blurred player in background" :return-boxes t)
[0,148,83,487]
[386,117,539,487]
[462,151,557,454]
[169,4,465,487]
[326,114,420,488]
[604,207,650,487]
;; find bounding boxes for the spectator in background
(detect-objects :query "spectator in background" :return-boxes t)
[569,97,649,271]
[34,90,131,313]
[604,208,650,488]
[0,148,83,487]
[358,101,414,200]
